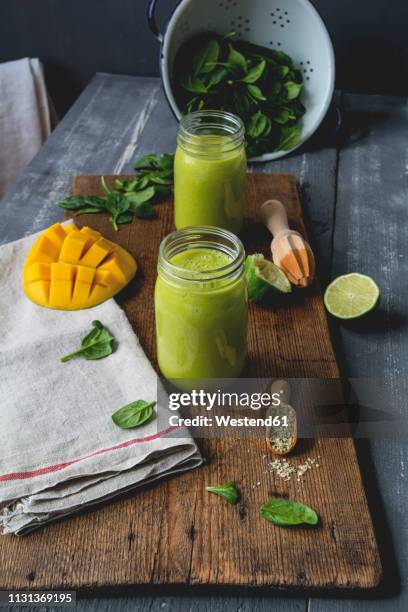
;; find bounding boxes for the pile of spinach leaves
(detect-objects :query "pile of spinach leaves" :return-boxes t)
[57,153,174,230]
[174,33,305,156]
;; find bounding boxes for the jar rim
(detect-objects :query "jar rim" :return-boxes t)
[178,110,245,158]
[158,226,246,283]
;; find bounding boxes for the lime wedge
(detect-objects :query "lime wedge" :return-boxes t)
[245,254,291,302]
[324,273,380,319]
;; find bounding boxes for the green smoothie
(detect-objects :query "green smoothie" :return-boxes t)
[174,125,247,233]
[155,247,248,384]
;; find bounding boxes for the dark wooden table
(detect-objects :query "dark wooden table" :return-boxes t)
[1,74,407,611]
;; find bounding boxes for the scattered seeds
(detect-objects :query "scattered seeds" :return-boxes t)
[266,455,321,482]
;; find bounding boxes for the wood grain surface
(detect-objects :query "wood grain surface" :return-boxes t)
[0,172,382,592]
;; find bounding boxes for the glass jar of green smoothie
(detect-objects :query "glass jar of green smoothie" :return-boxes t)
[174,111,246,234]
[155,226,248,386]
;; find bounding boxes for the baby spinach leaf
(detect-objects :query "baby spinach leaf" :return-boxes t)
[134,153,174,172]
[247,111,273,139]
[57,196,106,210]
[284,81,302,100]
[272,109,292,124]
[206,66,228,88]
[150,184,172,199]
[192,39,220,76]
[180,74,209,94]
[232,91,252,116]
[272,50,293,65]
[74,207,104,216]
[271,82,282,97]
[104,190,130,231]
[134,154,160,170]
[241,59,266,83]
[125,186,156,205]
[150,175,173,186]
[277,125,302,151]
[112,400,156,429]
[205,482,239,505]
[114,179,126,190]
[247,84,267,102]
[60,321,115,363]
[157,153,175,171]
[260,498,319,526]
[129,200,155,218]
[227,44,247,74]
[116,212,134,225]
[278,65,290,78]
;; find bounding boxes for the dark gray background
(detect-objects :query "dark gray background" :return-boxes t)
[1,0,407,116]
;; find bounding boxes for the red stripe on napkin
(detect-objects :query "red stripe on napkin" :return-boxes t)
[0,426,179,482]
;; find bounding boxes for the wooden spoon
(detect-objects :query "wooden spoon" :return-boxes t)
[260,199,315,287]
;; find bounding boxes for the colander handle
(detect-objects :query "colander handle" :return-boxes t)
[147,0,163,42]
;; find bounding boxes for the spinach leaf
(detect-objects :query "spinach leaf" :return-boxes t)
[247,84,267,102]
[125,186,156,205]
[104,191,130,231]
[60,321,115,363]
[74,207,105,216]
[278,65,290,78]
[192,39,220,76]
[227,44,247,74]
[150,175,173,186]
[134,153,174,172]
[134,154,160,170]
[231,90,252,116]
[58,196,106,210]
[277,125,302,151]
[260,498,319,526]
[206,66,228,88]
[112,400,156,429]
[205,482,239,505]
[241,59,266,84]
[273,109,294,124]
[157,153,175,171]
[272,50,293,65]
[116,212,134,225]
[180,74,209,94]
[284,81,302,100]
[129,200,155,218]
[248,111,271,139]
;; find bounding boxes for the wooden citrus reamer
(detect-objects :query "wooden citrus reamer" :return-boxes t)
[260,199,315,287]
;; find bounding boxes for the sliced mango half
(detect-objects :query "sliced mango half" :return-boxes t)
[23,223,137,310]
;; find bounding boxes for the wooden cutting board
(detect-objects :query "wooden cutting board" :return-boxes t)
[0,173,382,591]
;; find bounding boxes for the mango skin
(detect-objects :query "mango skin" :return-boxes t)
[23,223,137,310]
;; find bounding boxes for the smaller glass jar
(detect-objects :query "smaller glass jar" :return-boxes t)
[155,226,248,387]
[174,110,247,234]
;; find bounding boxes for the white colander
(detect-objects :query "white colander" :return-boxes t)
[148,0,335,161]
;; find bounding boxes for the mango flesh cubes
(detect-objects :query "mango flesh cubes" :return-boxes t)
[23,223,137,309]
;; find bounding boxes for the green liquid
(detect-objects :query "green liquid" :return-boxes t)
[171,248,231,272]
[155,248,247,385]
[174,136,246,233]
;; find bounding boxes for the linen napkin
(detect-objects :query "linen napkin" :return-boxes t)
[0,227,202,534]
[0,58,56,198]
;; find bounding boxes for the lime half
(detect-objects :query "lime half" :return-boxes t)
[324,273,380,319]
[245,254,291,302]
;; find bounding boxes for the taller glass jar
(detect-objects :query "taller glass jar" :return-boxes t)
[155,226,248,386]
[174,111,247,234]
